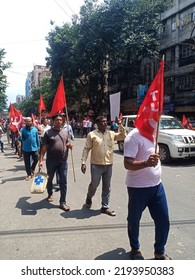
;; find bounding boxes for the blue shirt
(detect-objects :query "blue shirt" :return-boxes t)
[20,126,40,152]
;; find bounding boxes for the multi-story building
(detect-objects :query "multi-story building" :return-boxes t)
[33,65,51,88]
[16,94,25,104]
[160,0,195,119]
[25,72,33,98]
[25,65,51,98]
[107,0,195,119]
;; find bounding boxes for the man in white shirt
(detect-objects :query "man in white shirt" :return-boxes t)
[124,128,171,260]
[40,118,51,146]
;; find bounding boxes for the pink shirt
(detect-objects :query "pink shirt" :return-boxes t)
[124,128,161,188]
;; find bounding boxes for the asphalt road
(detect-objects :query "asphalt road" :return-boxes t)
[0,134,195,260]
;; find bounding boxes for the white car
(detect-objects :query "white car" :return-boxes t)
[118,115,195,164]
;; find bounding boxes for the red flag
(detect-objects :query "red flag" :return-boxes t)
[38,93,46,113]
[119,113,123,119]
[48,77,66,117]
[31,113,36,125]
[182,114,187,126]
[9,103,24,132]
[134,59,164,142]
[31,113,40,129]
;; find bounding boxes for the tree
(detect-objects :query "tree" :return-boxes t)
[0,49,11,112]
[45,0,167,116]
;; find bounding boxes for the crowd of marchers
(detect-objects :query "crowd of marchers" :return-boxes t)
[0,113,172,260]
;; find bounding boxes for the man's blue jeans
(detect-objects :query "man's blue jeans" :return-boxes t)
[127,182,170,255]
[87,164,112,208]
[46,160,68,205]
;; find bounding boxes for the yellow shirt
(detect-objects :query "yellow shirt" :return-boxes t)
[81,124,126,165]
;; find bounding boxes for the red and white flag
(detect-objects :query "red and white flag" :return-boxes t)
[135,59,164,142]
[48,77,67,117]
[8,103,24,132]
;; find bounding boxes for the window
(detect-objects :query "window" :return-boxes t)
[191,12,195,22]
[181,44,194,58]
[171,47,175,62]
[178,75,194,91]
[171,17,176,31]
[180,10,192,29]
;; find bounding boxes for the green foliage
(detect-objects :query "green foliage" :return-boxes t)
[0,49,11,112]
[46,0,167,115]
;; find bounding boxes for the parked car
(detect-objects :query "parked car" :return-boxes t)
[118,115,195,164]
[189,120,195,131]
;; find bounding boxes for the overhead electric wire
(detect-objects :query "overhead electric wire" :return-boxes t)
[53,0,73,20]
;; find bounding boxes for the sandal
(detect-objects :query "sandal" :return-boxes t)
[47,195,53,202]
[130,249,144,260]
[59,204,70,212]
[100,208,116,216]
[155,253,172,260]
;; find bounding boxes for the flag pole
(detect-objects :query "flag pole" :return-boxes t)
[65,105,76,183]
[155,55,164,153]
[39,109,41,125]
[62,76,76,183]
[39,94,41,123]
[155,115,161,153]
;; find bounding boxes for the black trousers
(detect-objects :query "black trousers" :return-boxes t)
[23,151,39,176]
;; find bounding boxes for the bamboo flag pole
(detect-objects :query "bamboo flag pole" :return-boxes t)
[61,77,76,183]
[65,106,76,182]
[155,55,165,154]
[155,114,161,154]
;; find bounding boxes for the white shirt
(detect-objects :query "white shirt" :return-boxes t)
[0,126,4,139]
[124,128,161,188]
[40,124,51,138]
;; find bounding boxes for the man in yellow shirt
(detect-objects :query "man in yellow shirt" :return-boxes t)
[81,115,126,216]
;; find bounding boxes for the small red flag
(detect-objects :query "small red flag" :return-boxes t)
[38,93,46,113]
[9,103,24,132]
[48,77,66,117]
[135,59,164,142]
[182,114,187,126]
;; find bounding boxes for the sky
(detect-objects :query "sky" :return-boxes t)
[0,0,88,104]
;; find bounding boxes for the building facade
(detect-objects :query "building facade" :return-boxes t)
[160,0,195,119]
[16,94,25,104]
[25,65,51,98]
[107,0,195,119]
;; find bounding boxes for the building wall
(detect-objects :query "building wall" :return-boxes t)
[160,0,195,118]
[16,94,25,104]
[107,0,195,117]
[25,65,51,98]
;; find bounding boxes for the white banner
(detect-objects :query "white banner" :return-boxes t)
[109,92,121,121]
